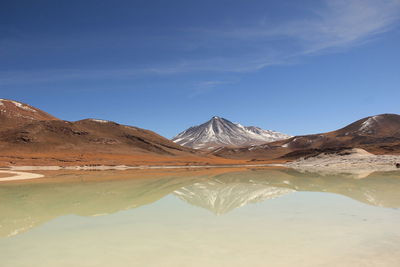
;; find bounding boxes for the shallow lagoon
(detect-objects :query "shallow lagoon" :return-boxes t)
[1,168,400,266]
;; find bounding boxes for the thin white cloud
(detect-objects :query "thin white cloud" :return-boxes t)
[292,0,400,54]
[196,81,232,87]
[188,80,237,98]
[0,0,399,86]
[216,0,400,56]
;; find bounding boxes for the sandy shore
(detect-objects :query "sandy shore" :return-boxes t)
[2,149,400,181]
[0,164,279,182]
[0,170,44,182]
[3,163,276,171]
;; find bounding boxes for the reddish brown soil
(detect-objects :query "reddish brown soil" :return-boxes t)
[0,173,14,178]
[0,151,261,167]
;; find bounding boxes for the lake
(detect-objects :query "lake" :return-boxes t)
[1,168,400,266]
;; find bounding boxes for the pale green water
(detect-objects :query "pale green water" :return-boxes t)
[1,168,400,266]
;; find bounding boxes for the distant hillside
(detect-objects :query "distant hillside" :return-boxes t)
[213,114,400,160]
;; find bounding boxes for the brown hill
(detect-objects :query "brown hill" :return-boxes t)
[0,119,194,154]
[0,99,240,166]
[0,99,59,129]
[213,114,400,160]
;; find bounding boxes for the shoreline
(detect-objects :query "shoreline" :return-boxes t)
[2,150,400,182]
[0,164,284,182]
[1,163,283,171]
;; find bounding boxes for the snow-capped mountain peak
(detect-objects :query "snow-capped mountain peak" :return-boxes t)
[172,116,291,150]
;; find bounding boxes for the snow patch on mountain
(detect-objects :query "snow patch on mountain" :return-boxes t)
[172,116,291,149]
[0,99,37,112]
[14,102,37,112]
[89,119,109,123]
[359,115,381,134]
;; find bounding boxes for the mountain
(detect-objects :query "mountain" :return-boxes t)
[213,114,400,160]
[172,116,291,150]
[3,100,398,165]
[1,118,192,154]
[0,99,59,129]
[0,99,237,166]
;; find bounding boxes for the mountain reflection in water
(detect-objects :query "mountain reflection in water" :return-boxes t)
[1,168,399,237]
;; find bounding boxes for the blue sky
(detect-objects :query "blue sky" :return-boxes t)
[1,0,400,138]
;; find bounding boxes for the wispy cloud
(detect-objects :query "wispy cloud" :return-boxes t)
[196,81,232,87]
[284,0,400,54]
[188,80,237,98]
[1,0,399,86]
[210,0,400,61]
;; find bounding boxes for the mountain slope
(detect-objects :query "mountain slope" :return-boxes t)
[213,114,400,160]
[0,119,193,155]
[0,99,59,129]
[0,99,237,166]
[172,116,291,150]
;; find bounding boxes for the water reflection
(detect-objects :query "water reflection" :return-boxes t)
[175,182,294,215]
[1,168,399,237]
